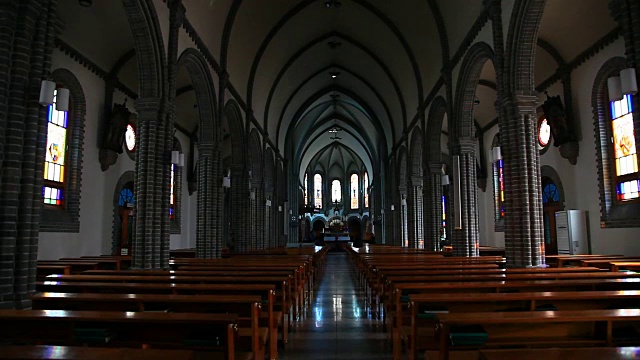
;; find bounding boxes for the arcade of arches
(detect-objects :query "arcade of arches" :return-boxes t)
[1,0,640,309]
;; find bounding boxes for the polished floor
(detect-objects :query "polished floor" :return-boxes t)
[281,253,392,360]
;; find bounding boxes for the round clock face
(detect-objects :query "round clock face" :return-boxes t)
[538,118,551,147]
[125,124,136,151]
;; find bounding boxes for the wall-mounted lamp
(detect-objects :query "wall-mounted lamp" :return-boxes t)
[266,199,272,207]
[278,205,283,212]
[401,198,407,206]
[171,151,185,167]
[390,205,395,211]
[39,80,70,112]
[441,164,450,186]
[222,168,231,188]
[608,67,638,101]
[491,146,502,162]
[250,188,256,200]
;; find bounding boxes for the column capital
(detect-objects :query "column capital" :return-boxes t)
[450,137,476,154]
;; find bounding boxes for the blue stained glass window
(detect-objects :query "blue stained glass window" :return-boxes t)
[542,183,560,204]
[118,188,134,207]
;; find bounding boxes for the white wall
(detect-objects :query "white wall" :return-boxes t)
[39,49,198,259]
[39,50,135,259]
[475,37,640,256]
[540,38,640,256]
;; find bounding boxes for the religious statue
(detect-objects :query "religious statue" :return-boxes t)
[542,95,575,147]
[103,100,131,153]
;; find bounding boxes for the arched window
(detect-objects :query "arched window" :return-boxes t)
[350,174,359,209]
[331,179,341,202]
[441,195,447,241]
[542,183,560,204]
[304,173,308,205]
[43,89,68,207]
[364,172,369,208]
[491,134,505,231]
[314,173,322,208]
[611,94,639,201]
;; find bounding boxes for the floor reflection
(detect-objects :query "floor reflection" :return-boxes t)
[281,253,391,360]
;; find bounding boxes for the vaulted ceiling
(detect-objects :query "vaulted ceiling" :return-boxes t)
[56,0,619,183]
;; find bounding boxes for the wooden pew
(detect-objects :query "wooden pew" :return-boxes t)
[31,293,269,360]
[478,347,640,360]
[434,309,640,360]
[546,254,625,268]
[58,258,122,270]
[36,265,70,280]
[0,310,241,360]
[581,258,640,270]
[36,261,99,273]
[408,290,640,360]
[0,345,199,360]
[35,282,285,348]
[612,262,640,272]
[389,278,640,359]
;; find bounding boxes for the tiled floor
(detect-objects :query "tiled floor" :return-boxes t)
[281,253,392,360]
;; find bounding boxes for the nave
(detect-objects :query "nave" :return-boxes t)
[283,253,389,360]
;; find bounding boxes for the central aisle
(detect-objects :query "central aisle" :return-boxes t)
[282,252,392,360]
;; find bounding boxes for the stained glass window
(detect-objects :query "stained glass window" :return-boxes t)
[538,118,551,147]
[493,156,505,221]
[118,188,134,207]
[304,173,308,205]
[125,124,136,152]
[611,94,639,201]
[542,183,560,204]
[170,165,175,219]
[350,174,359,209]
[441,195,447,240]
[364,172,369,208]
[314,174,322,208]
[331,180,341,202]
[43,89,68,207]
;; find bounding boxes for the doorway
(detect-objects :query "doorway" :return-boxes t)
[541,176,564,256]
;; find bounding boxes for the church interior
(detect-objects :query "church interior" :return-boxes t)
[1,0,640,359]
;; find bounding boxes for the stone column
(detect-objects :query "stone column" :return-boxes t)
[450,137,480,257]
[424,163,443,251]
[502,93,545,267]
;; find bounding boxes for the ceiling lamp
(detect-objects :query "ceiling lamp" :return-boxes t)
[329,71,340,79]
[78,0,92,7]
[325,0,341,8]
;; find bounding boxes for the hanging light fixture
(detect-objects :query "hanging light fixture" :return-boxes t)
[39,80,56,106]
[608,75,623,101]
[55,88,70,112]
[620,67,638,95]
[491,146,502,162]
[441,164,450,186]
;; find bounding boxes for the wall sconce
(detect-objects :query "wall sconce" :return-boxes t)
[491,146,502,162]
[390,205,395,211]
[401,198,407,206]
[250,188,256,200]
[608,67,638,101]
[222,168,231,188]
[441,164,450,186]
[278,205,282,212]
[266,199,272,207]
[171,151,185,167]
[39,80,70,111]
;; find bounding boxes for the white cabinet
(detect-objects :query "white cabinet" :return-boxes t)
[555,210,590,255]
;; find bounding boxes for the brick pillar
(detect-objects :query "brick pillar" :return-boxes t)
[424,163,443,251]
[450,138,480,257]
[408,176,424,249]
[196,145,222,258]
[502,93,545,267]
[231,165,250,252]
[0,0,56,309]
[132,98,170,269]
